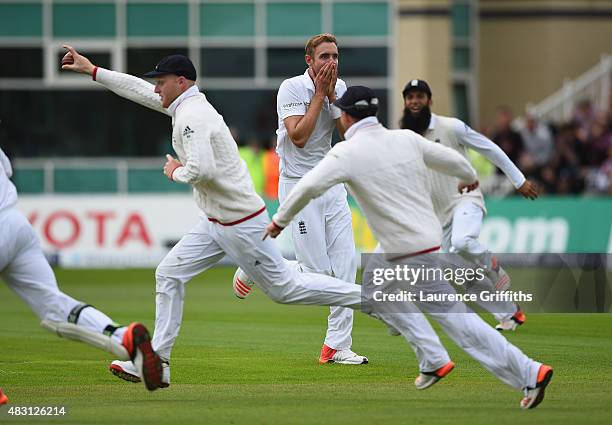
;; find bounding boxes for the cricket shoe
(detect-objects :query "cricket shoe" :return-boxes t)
[232,267,256,299]
[121,323,164,391]
[0,388,8,405]
[487,255,511,291]
[496,309,526,331]
[110,359,170,388]
[414,361,455,390]
[319,344,368,365]
[520,364,553,409]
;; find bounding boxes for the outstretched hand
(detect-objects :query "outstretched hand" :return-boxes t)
[517,180,539,200]
[61,45,96,75]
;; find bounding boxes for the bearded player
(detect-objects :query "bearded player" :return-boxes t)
[400,79,539,331]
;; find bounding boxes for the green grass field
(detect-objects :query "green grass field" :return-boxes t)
[1,267,611,424]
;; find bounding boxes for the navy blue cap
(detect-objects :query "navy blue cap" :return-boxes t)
[334,86,379,116]
[143,54,197,80]
[402,79,432,98]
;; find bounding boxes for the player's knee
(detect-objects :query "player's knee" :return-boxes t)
[155,265,166,284]
[33,290,75,322]
[330,251,356,275]
[155,265,182,293]
[264,284,295,304]
[39,303,66,323]
[267,290,289,304]
[299,263,332,276]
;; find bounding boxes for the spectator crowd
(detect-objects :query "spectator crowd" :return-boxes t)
[483,96,612,196]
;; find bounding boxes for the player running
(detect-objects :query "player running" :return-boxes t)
[0,148,163,396]
[61,47,451,388]
[400,79,539,331]
[264,85,553,409]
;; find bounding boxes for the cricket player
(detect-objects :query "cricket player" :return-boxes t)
[233,33,366,365]
[264,86,553,409]
[401,79,539,331]
[62,47,450,388]
[0,148,163,396]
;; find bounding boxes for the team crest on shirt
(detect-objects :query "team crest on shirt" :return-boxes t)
[434,139,441,143]
[182,126,194,137]
[298,220,307,235]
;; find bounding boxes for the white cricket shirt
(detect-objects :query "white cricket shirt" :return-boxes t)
[424,114,526,226]
[276,69,347,179]
[94,68,265,224]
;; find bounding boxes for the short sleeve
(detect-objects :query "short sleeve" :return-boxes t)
[277,80,307,120]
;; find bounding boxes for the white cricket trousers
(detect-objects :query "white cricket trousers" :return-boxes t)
[442,200,517,321]
[362,252,541,390]
[0,208,123,340]
[279,180,356,350]
[152,210,362,361]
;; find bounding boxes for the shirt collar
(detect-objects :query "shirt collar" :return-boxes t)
[167,85,201,116]
[344,116,380,139]
[428,113,437,130]
[301,69,315,92]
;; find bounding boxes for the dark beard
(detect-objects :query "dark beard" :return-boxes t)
[400,106,431,135]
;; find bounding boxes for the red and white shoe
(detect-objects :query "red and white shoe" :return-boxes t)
[496,309,526,331]
[121,323,163,391]
[0,388,8,405]
[110,359,170,388]
[319,344,368,365]
[414,361,455,390]
[520,364,553,409]
[232,268,256,299]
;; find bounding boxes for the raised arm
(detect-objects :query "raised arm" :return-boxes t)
[453,119,538,199]
[61,45,169,116]
[279,63,334,148]
[417,134,477,185]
